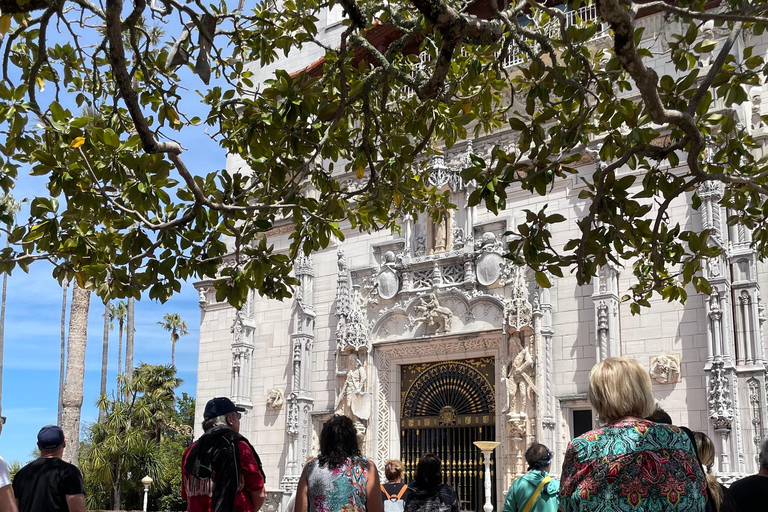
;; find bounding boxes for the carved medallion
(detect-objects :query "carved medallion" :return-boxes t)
[377,266,400,300]
[476,252,504,286]
[649,354,681,384]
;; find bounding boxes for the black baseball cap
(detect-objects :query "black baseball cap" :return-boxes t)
[204,397,245,420]
[37,425,65,449]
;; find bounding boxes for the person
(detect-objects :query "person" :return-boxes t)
[645,404,672,424]
[182,397,266,512]
[558,357,707,512]
[381,459,410,512]
[693,432,738,512]
[0,415,18,512]
[295,415,383,512]
[404,454,459,512]
[503,443,559,512]
[12,425,85,512]
[729,436,768,512]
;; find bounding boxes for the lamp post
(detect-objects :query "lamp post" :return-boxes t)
[473,441,501,512]
[141,475,153,512]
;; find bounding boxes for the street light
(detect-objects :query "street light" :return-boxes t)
[473,441,501,512]
[141,475,153,512]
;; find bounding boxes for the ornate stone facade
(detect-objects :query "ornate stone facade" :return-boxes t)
[192,11,768,509]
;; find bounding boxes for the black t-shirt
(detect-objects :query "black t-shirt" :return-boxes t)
[12,457,85,512]
[381,482,411,503]
[728,474,768,512]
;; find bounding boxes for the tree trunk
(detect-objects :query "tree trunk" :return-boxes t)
[99,300,110,422]
[0,252,8,417]
[125,297,135,394]
[111,459,122,510]
[171,334,175,368]
[58,278,68,425]
[61,283,90,465]
[117,316,123,400]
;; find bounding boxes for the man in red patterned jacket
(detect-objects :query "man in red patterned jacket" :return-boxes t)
[182,397,266,512]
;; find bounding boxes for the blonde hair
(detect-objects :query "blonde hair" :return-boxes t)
[694,431,722,511]
[588,357,655,424]
[384,459,404,481]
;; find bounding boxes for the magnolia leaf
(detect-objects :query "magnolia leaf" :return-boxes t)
[0,15,10,35]
[70,137,85,148]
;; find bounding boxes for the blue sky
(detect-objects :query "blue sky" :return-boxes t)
[0,56,230,464]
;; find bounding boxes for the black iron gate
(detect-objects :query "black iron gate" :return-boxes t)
[400,358,497,512]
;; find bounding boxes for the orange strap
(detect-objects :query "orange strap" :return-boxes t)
[381,484,409,500]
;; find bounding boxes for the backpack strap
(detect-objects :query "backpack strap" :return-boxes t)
[381,484,408,501]
[521,476,551,512]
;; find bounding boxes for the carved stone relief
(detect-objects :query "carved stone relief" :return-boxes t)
[709,361,734,431]
[649,354,682,384]
[412,293,453,334]
[335,352,371,442]
[502,332,536,415]
[376,252,400,300]
[266,388,285,409]
[476,252,504,286]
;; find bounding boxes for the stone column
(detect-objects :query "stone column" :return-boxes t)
[281,256,316,495]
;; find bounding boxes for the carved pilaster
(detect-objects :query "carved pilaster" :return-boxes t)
[533,282,555,453]
[699,180,724,244]
[592,264,620,361]
[231,300,255,432]
[281,255,316,493]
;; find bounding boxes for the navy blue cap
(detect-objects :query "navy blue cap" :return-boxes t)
[204,397,245,420]
[37,425,65,449]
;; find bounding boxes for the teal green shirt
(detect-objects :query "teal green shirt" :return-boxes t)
[503,470,560,512]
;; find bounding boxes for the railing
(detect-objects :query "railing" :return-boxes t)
[398,4,609,95]
[502,4,609,68]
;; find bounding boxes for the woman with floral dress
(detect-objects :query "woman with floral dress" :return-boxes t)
[296,415,384,512]
[559,357,707,512]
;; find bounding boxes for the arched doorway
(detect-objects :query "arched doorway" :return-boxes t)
[400,357,496,512]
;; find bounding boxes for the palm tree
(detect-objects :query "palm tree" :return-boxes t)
[157,313,188,368]
[124,297,135,394]
[58,277,68,425]
[99,299,111,422]
[110,301,128,398]
[84,363,179,509]
[62,281,91,465]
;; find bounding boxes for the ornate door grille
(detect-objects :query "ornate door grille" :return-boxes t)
[400,358,496,512]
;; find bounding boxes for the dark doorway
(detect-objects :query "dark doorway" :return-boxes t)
[400,358,496,512]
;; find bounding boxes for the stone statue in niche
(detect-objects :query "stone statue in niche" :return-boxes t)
[502,332,536,415]
[414,293,453,334]
[266,388,285,409]
[431,213,449,254]
[649,354,682,384]
[335,352,370,441]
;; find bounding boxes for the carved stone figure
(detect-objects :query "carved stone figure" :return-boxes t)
[414,293,453,334]
[266,388,285,409]
[414,233,426,257]
[502,332,536,415]
[506,412,527,439]
[432,214,449,254]
[335,352,371,440]
[649,354,682,384]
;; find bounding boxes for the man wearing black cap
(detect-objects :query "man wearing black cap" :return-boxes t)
[12,425,86,512]
[182,397,266,512]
